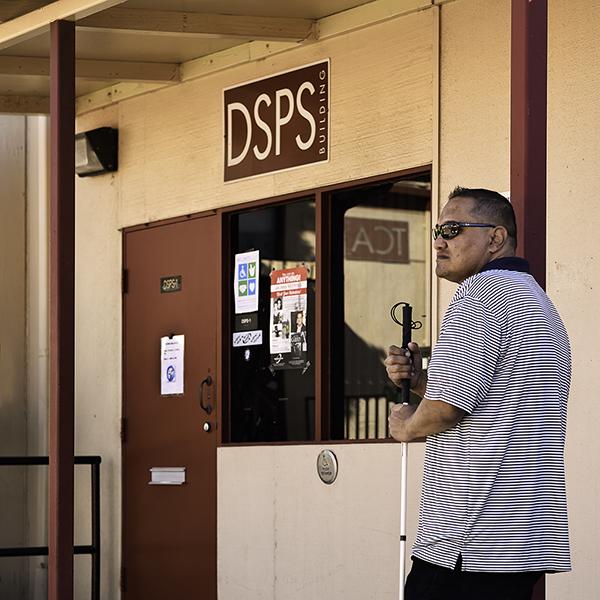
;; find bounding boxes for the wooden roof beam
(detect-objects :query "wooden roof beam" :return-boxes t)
[0,94,49,114]
[78,8,315,42]
[0,0,126,51]
[0,55,180,82]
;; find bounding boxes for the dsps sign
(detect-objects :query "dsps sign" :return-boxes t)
[224,60,329,181]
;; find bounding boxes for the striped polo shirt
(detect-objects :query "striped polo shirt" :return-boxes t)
[413,258,571,573]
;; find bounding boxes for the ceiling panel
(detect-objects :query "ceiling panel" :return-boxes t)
[0,0,377,63]
[0,73,118,95]
[0,1,54,23]
[1,28,243,62]
[123,0,371,20]
[0,72,48,94]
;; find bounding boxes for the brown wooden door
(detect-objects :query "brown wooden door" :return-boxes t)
[122,215,218,599]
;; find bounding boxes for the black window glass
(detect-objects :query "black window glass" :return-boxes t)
[330,176,432,439]
[229,199,316,442]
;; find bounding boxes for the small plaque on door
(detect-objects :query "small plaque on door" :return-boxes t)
[160,275,182,293]
[235,313,258,331]
[149,467,186,485]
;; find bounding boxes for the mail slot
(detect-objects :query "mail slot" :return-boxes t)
[149,467,186,485]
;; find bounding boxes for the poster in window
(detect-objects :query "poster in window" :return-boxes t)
[234,250,259,314]
[270,266,308,370]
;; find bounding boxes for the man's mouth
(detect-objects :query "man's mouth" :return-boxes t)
[436,254,449,260]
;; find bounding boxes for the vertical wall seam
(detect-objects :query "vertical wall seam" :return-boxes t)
[431,4,441,342]
[22,117,30,600]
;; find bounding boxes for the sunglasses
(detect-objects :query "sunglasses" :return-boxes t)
[432,221,497,240]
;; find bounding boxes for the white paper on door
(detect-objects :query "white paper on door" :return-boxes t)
[161,334,185,395]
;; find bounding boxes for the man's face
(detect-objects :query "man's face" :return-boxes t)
[434,197,494,283]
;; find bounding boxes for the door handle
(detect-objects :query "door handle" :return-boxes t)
[199,375,213,415]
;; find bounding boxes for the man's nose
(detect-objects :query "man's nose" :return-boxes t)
[433,236,447,250]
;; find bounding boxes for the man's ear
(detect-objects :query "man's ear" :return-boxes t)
[489,226,508,251]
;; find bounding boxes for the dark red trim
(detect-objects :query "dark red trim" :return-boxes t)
[315,191,328,442]
[218,212,230,445]
[49,19,75,600]
[511,0,547,290]
[511,2,548,598]
[120,209,217,233]
[217,164,431,215]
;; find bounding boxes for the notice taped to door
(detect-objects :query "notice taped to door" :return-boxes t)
[161,334,185,395]
[270,267,308,370]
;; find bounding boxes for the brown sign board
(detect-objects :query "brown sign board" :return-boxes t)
[224,60,329,182]
[345,217,410,264]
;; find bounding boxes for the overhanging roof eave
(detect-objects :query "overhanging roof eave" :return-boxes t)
[0,0,126,51]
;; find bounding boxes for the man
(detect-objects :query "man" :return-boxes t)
[385,187,571,600]
[294,310,306,334]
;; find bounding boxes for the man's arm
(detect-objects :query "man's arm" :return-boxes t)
[388,399,466,442]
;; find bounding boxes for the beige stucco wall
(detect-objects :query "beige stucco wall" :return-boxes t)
[218,443,425,600]
[0,116,27,597]
[437,0,511,310]
[73,105,122,600]
[25,115,50,599]
[547,1,600,598]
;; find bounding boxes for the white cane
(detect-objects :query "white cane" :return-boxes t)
[390,302,420,600]
[399,439,408,600]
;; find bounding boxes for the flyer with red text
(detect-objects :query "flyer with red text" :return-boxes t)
[269,266,308,370]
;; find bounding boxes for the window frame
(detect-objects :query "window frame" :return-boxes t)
[218,165,432,446]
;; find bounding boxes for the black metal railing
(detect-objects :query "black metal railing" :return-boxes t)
[344,396,395,439]
[0,455,101,600]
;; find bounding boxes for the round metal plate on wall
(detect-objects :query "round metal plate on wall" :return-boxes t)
[317,449,338,485]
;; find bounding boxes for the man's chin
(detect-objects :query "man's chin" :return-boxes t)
[435,264,458,283]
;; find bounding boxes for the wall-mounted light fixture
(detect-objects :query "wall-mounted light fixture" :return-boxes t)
[75,127,118,177]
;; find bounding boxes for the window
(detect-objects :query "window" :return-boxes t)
[329,177,432,439]
[228,199,316,443]
[224,171,431,444]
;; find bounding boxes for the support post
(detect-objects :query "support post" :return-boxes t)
[511,0,547,289]
[49,19,75,600]
[511,2,547,598]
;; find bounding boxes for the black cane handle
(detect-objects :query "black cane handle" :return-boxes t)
[401,304,412,405]
[390,302,422,405]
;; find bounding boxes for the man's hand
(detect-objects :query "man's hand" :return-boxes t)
[388,403,417,442]
[384,341,426,397]
[389,398,466,442]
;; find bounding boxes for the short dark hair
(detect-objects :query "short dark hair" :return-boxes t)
[448,186,517,248]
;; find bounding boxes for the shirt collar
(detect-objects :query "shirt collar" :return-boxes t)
[479,257,530,274]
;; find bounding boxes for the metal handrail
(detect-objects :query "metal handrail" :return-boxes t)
[0,455,101,600]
